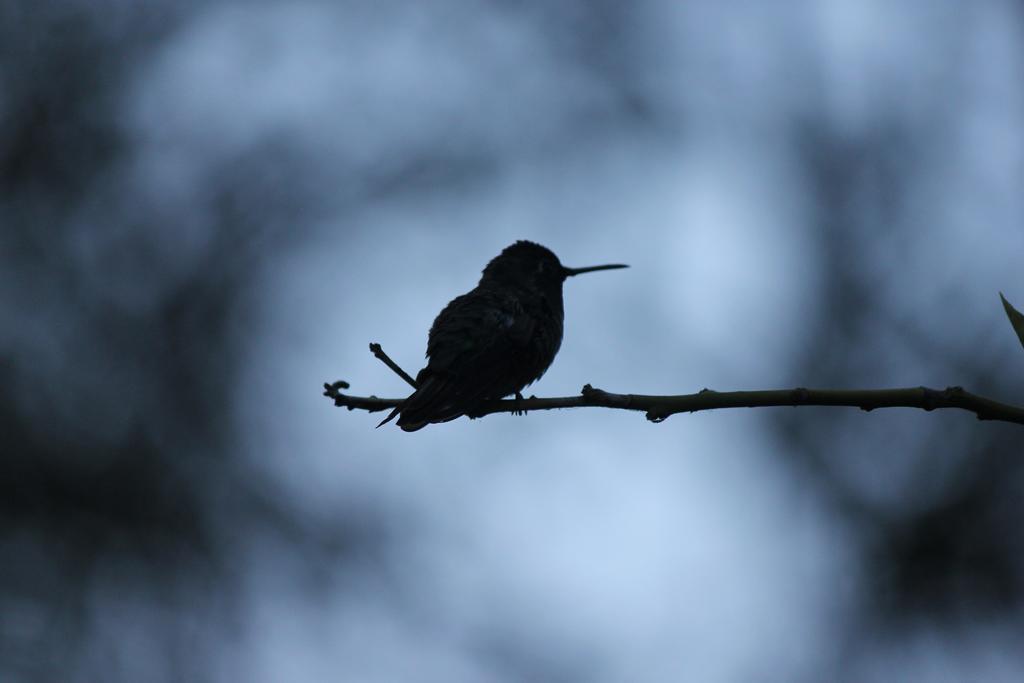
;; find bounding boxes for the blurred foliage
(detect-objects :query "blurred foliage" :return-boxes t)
[779,121,1024,638]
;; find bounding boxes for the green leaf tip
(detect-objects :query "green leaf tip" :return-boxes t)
[1000,292,1024,351]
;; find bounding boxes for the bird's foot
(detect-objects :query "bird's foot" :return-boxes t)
[513,391,528,417]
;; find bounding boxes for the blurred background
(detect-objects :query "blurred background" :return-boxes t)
[3,0,1023,680]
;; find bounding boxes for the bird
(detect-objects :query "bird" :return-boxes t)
[379,240,627,431]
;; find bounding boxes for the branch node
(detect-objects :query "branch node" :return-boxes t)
[324,380,350,394]
[920,386,937,411]
[944,386,965,400]
[645,407,669,423]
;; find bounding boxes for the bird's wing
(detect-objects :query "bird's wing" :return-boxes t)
[424,291,534,370]
[395,291,534,430]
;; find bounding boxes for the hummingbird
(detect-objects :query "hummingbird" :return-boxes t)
[379,240,627,431]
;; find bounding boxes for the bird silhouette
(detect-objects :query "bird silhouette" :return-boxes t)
[380,240,627,431]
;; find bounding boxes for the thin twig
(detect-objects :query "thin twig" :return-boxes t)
[322,382,1024,427]
[369,342,418,389]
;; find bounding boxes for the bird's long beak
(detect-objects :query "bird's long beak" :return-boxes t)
[562,263,629,277]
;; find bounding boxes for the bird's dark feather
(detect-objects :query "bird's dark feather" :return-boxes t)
[393,287,560,431]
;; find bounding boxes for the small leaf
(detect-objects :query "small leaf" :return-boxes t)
[1000,292,1024,351]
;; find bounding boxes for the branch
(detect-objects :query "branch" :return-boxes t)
[369,342,418,388]
[323,382,1024,427]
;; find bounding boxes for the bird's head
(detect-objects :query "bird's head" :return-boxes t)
[480,241,628,296]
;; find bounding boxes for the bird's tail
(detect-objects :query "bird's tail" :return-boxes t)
[378,375,464,432]
[376,404,403,429]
